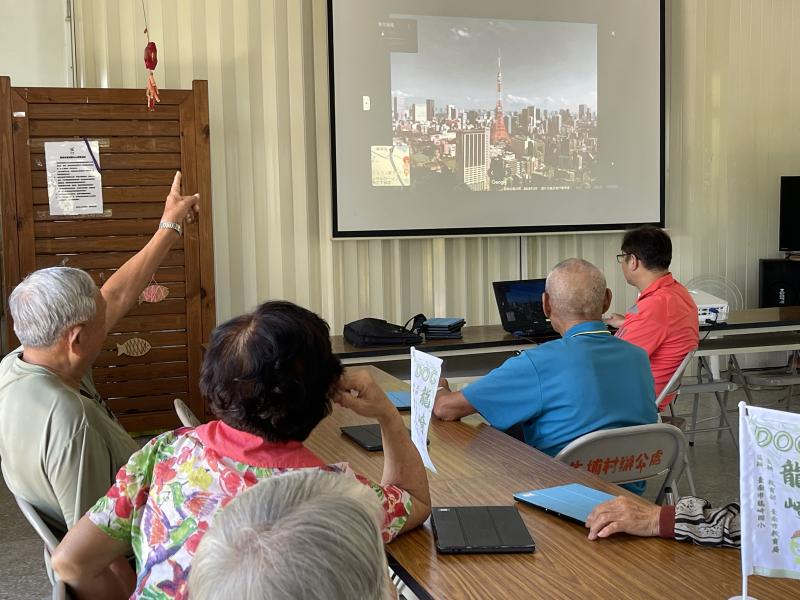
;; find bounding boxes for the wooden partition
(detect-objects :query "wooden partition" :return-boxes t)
[0,77,215,431]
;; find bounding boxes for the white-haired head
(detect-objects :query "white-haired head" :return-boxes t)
[188,470,391,600]
[8,267,98,348]
[545,258,608,321]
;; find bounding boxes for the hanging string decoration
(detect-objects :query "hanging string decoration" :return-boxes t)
[139,275,170,304]
[142,1,160,111]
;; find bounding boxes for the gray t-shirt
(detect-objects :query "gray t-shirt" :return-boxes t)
[0,348,139,537]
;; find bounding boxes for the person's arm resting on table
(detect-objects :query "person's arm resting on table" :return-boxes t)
[586,495,741,548]
[334,370,432,534]
[433,378,476,421]
[101,171,200,332]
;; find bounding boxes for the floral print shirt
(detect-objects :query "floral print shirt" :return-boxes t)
[88,421,412,600]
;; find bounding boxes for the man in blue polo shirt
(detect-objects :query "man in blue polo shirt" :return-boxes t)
[434,258,657,461]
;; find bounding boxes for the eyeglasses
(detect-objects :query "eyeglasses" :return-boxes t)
[616,253,634,263]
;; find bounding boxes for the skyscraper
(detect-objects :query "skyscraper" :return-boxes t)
[456,128,490,191]
[490,49,511,145]
[426,99,435,121]
[411,103,428,123]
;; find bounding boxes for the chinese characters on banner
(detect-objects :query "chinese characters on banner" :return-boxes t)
[739,402,800,585]
[410,347,441,473]
[44,140,103,215]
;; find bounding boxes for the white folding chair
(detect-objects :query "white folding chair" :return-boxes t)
[174,398,202,427]
[654,350,698,496]
[554,423,689,504]
[12,493,63,588]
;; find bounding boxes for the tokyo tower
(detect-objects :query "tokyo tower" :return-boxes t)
[490,49,511,145]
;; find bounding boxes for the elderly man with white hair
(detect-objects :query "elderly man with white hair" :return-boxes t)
[0,172,200,537]
[434,259,658,491]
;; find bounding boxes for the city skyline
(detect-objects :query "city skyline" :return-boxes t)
[390,15,597,115]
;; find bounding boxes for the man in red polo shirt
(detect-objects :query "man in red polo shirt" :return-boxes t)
[603,226,699,410]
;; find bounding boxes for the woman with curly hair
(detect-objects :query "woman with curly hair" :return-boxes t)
[51,301,431,600]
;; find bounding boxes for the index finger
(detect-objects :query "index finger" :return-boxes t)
[170,171,182,195]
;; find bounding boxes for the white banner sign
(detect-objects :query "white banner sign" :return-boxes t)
[410,347,441,473]
[739,402,800,583]
[45,140,103,215]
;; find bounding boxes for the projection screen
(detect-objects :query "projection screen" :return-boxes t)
[328,0,664,237]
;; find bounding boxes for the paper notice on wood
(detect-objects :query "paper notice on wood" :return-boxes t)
[44,140,103,215]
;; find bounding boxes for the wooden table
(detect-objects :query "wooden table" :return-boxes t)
[305,366,800,600]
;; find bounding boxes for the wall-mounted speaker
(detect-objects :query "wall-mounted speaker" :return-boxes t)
[760,259,800,307]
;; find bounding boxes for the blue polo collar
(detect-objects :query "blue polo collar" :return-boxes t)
[564,320,611,338]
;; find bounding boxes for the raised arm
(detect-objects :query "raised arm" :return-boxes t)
[100,171,200,332]
[334,369,431,533]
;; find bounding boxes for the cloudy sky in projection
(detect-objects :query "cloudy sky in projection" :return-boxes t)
[391,15,597,114]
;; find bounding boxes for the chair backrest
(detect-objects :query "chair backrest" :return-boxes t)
[14,494,61,554]
[554,423,687,504]
[655,348,697,410]
[174,398,201,427]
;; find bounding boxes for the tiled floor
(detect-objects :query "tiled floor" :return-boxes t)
[1,386,796,599]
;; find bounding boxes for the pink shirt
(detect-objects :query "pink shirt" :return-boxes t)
[616,274,699,410]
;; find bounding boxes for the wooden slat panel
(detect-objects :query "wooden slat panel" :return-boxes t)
[97,376,188,398]
[104,330,187,351]
[30,153,182,171]
[36,236,148,254]
[108,393,188,415]
[11,91,36,294]
[179,90,205,421]
[1,77,20,336]
[32,170,176,188]
[36,234,181,253]
[125,298,187,318]
[87,267,185,287]
[30,137,181,153]
[36,249,184,269]
[95,346,187,367]
[35,203,165,221]
[34,187,171,204]
[194,80,216,349]
[111,314,187,333]
[17,87,190,105]
[94,362,188,384]
[118,411,181,433]
[28,103,180,120]
[34,219,161,237]
[29,120,180,137]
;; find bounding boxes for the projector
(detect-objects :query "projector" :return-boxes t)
[688,289,729,324]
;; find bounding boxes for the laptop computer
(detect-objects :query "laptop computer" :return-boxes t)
[430,506,535,554]
[492,279,555,337]
[514,483,616,525]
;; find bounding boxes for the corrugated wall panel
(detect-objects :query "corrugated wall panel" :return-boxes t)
[70,0,800,334]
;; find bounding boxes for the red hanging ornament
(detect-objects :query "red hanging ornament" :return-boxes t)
[141,2,160,111]
[144,40,158,70]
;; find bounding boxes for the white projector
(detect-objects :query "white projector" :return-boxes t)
[688,289,729,325]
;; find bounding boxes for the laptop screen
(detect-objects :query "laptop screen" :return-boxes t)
[492,279,548,333]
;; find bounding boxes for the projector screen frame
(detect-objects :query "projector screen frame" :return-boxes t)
[327,0,666,239]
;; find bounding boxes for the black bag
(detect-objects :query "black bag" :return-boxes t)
[343,317,423,347]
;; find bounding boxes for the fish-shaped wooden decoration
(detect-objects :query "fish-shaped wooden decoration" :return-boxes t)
[117,337,152,357]
[138,284,170,304]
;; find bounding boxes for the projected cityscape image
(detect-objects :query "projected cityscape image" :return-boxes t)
[385,16,597,192]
